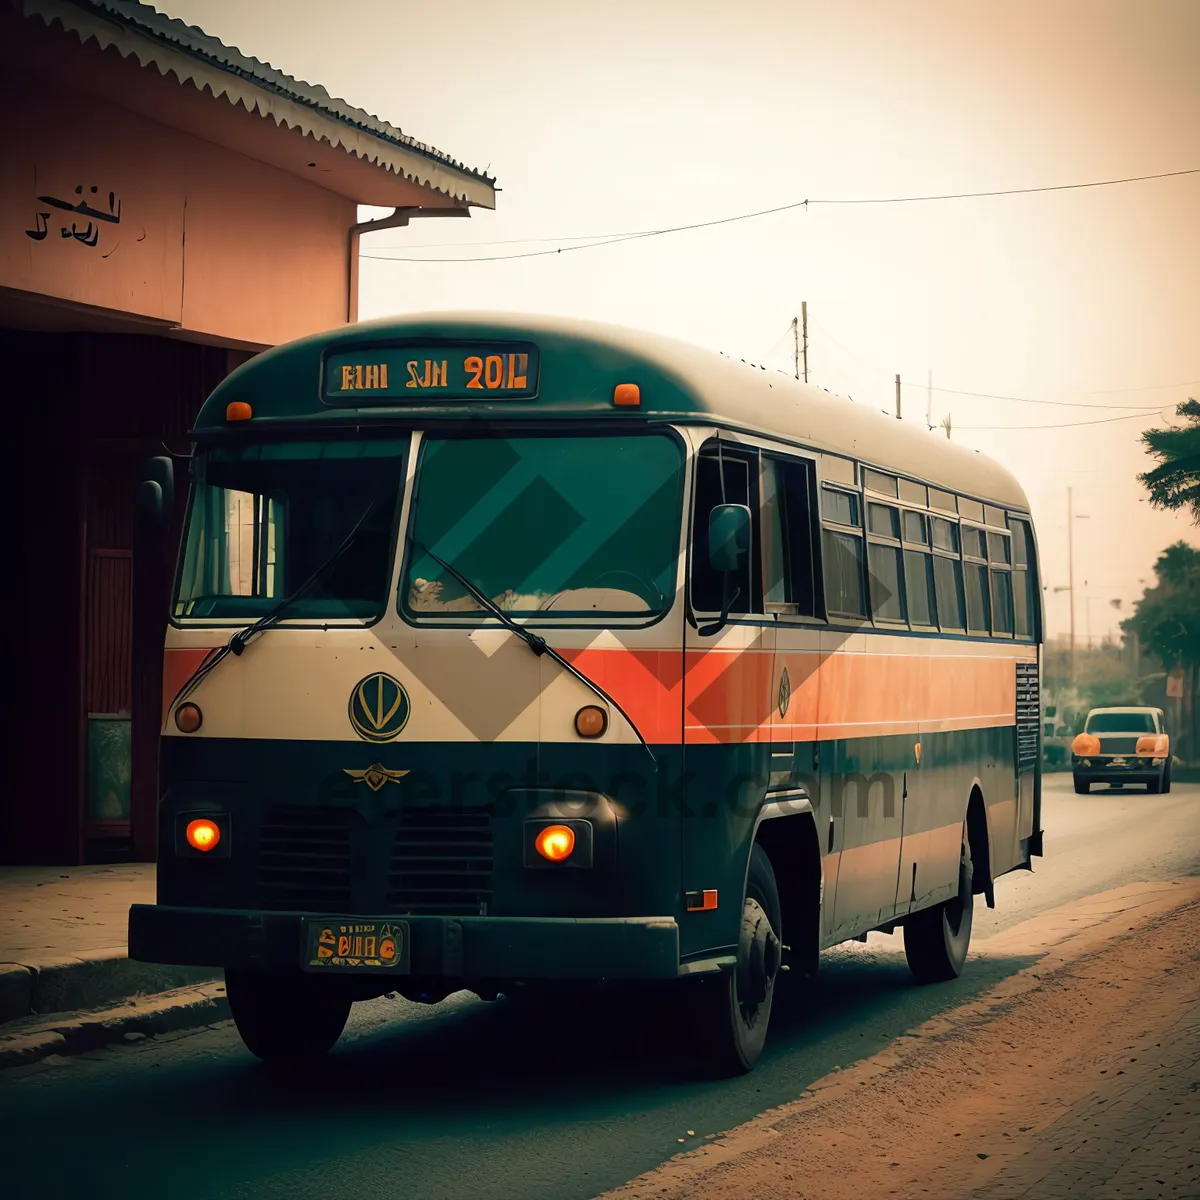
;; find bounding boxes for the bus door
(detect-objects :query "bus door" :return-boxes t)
[682,441,776,958]
[759,450,829,925]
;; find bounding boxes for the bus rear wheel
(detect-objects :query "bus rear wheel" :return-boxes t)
[904,834,974,984]
[226,969,352,1065]
[1073,775,1091,794]
[685,844,782,1077]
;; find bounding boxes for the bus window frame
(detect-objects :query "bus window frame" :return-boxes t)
[397,423,689,631]
[819,479,868,621]
[899,506,939,632]
[170,433,410,631]
[865,499,908,627]
[760,450,825,621]
[961,519,992,636]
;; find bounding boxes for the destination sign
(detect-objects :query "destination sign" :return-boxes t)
[324,343,540,402]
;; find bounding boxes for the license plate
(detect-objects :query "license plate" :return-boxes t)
[301,918,410,973]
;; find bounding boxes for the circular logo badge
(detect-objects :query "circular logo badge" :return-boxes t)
[777,667,791,720]
[348,672,411,742]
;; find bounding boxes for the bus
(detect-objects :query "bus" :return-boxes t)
[129,313,1044,1075]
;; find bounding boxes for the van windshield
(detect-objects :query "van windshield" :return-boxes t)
[1085,711,1156,734]
[403,432,684,618]
[175,439,407,620]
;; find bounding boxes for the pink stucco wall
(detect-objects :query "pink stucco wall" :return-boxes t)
[0,68,356,348]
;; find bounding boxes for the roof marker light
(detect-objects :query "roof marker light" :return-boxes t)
[226,401,253,421]
[613,383,640,407]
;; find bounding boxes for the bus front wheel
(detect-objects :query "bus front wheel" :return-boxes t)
[903,834,974,984]
[226,969,352,1065]
[685,844,782,1076]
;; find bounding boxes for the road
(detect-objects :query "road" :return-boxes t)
[2,777,1197,1200]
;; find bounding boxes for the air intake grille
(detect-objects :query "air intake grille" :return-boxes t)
[387,806,493,916]
[1016,661,1040,770]
[257,807,353,911]
[1098,736,1139,755]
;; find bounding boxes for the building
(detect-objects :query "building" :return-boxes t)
[1,0,496,864]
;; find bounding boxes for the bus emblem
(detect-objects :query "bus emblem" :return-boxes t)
[778,667,791,720]
[343,763,410,792]
[348,672,411,742]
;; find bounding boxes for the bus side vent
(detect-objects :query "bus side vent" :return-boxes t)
[257,806,354,911]
[1015,661,1040,770]
[387,806,494,916]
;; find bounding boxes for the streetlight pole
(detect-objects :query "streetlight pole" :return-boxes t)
[1066,489,1089,684]
[1068,487,1076,683]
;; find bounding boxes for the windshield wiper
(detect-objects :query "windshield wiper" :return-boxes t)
[414,541,656,766]
[172,497,387,709]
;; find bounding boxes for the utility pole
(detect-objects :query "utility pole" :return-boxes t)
[1067,486,1076,685]
[801,302,809,382]
[792,316,799,380]
[895,374,902,420]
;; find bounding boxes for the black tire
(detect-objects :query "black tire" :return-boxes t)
[904,833,974,984]
[1147,770,1161,794]
[1162,759,1172,794]
[1073,775,1090,795]
[226,970,351,1065]
[683,844,782,1077]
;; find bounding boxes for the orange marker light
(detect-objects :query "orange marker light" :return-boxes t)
[186,818,221,853]
[613,383,641,407]
[575,705,608,738]
[534,824,576,863]
[226,401,253,422]
[175,703,203,733]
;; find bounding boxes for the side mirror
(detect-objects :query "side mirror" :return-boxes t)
[708,504,750,573]
[135,456,174,537]
[135,479,164,531]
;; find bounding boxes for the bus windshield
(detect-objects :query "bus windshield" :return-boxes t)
[175,439,407,620]
[403,432,683,617]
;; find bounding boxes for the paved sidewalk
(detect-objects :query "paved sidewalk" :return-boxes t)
[0,864,216,1025]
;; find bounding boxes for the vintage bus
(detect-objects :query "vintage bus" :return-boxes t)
[129,313,1043,1075]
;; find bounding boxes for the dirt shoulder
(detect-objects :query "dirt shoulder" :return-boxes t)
[600,878,1200,1200]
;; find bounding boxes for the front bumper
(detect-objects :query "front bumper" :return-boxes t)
[128,904,681,981]
[1073,756,1161,786]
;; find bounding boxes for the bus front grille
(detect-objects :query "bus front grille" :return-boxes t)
[387,806,493,916]
[257,806,354,911]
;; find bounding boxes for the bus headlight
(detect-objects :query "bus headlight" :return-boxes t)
[175,812,231,858]
[524,819,594,868]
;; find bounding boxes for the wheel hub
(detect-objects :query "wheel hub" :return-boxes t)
[738,897,781,1009]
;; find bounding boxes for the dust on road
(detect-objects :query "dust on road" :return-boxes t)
[601,879,1200,1200]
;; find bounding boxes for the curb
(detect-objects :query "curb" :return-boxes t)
[0,979,230,1071]
[0,950,219,1023]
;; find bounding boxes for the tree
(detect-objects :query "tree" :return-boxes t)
[1139,398,1200,523]
[1122,542,1200,761]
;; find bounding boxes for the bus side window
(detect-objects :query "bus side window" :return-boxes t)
[820,484,866,618]
[762,456,822,618]
[962,522,991,635]
[1008,516,1038,640]
[931,517,965,632]
[866,501,906,623]
[691,449,756,615]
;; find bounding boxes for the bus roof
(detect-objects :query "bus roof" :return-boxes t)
[198,312,1031,511]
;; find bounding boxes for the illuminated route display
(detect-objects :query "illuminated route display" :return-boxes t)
[324,343,540,402]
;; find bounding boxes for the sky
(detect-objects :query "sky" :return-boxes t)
[159,0,1200,645]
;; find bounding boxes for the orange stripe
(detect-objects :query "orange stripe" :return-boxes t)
[559,647,683,744]
[161,648,218,727]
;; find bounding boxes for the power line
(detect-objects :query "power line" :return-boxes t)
[810,315,1195,410]
[904,381,1197,407]
[956,409,1172,431]
[360,167,1200,263]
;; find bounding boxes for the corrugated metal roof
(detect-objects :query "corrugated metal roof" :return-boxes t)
[16,0,496,206]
